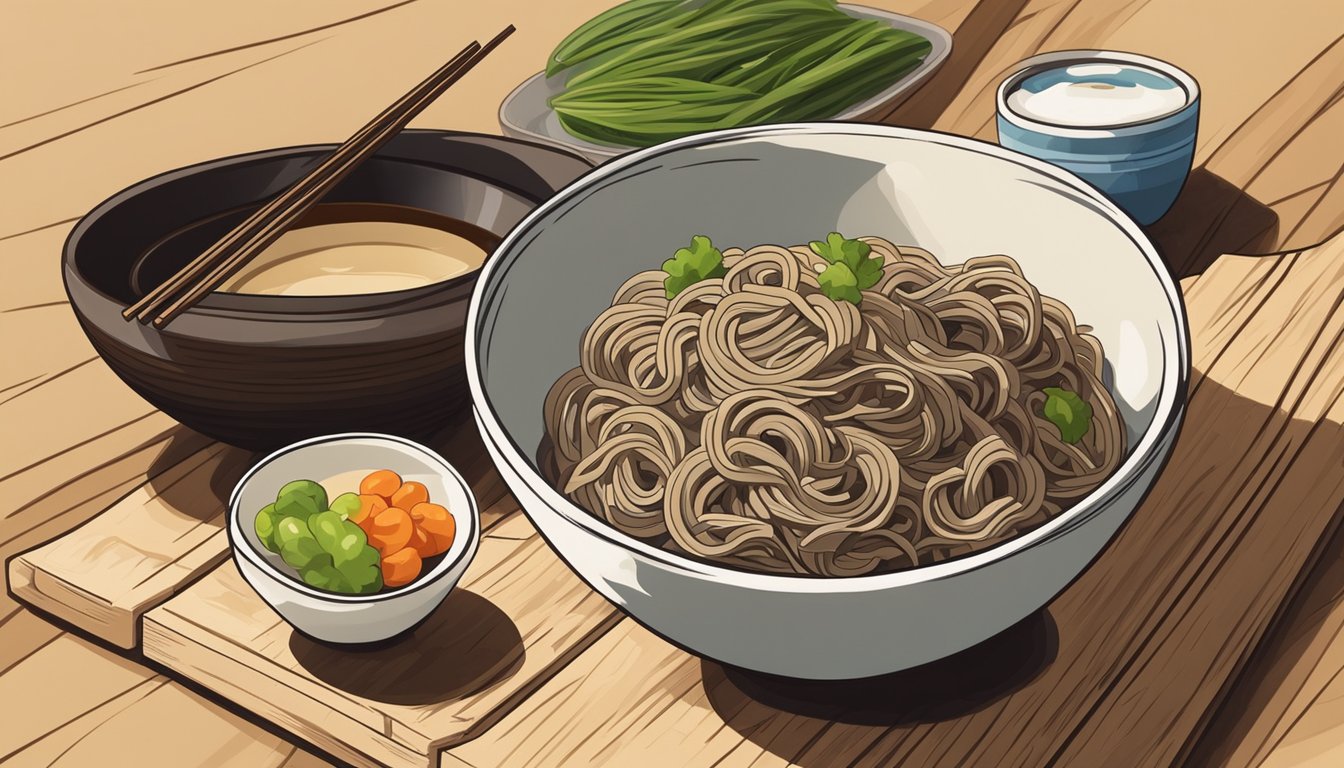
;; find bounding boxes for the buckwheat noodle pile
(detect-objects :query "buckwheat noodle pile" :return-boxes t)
[540,237,1125,577]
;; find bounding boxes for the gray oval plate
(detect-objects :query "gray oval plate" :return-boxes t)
[498,5,953,163]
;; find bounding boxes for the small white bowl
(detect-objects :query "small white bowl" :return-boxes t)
[227,433,480,644]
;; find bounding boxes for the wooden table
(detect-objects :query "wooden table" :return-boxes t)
[3,1,1343,766]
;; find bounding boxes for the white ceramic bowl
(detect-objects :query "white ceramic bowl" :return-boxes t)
[467,124,1189,679]
[228,433,480,644]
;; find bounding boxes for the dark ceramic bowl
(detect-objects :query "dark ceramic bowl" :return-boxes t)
[64,130,592,449]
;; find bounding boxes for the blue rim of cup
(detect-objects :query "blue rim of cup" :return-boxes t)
[996,50,1200,139]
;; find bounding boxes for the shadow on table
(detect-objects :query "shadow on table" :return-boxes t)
[144,427,252,524]
[1145,168,1281,280]
[289,587,524,706]
[702,608,1056,747]
[423,408,515,523]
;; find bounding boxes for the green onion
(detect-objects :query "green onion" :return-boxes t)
[552,77,757,147]
[545,0,934,147]
[547,0,688,77]
[566,3,840,88]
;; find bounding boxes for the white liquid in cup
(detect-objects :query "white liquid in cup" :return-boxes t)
[1005,62,1189,128]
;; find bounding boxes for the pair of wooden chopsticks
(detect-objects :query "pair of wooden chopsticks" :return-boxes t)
[125,25,516,328]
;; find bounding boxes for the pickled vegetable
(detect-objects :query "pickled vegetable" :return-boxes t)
[280,532,327,570]
[277,479,327,514]
[308,510,346,555]
[255,503,278,551]
[408,524,436,558]
[381,547,422,588]
[410,502,456,555]
[351,493,387,525]
[367,507,415,556]
[331,519,373,569]
[252,468,457,596]
[274,487,321,522]
[330,492,361,520]
[359,469,402,500]
[390,481,429,511]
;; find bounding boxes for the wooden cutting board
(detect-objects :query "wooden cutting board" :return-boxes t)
[141,512,620,768]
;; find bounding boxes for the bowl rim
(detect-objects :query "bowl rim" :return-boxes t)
[62,129,592,317]
[226,432,480,603]
[995,50,1201,138]
[466,122,1191,591]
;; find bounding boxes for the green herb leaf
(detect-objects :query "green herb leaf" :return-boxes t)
[810,232,882,300]
[852,252,884,290]
[808,231,870,270]
[1042,387,1093,444]
[817,262,862,304]
[662,235,726,298]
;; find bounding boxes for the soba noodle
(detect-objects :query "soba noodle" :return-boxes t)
[540,237,1125,577]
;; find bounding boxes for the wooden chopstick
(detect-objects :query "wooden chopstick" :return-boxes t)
[127,25,516,327]
[123,40,483,324]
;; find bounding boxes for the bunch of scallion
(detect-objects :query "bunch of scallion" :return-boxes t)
[546,0,932,147]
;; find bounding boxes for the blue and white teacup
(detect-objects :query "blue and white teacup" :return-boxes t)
[996,50,1199,225]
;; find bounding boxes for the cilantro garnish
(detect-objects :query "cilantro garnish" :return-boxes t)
[817,262,861,304]
[662,235,726,299]
[809,232,883,304]
[1042,387,1092,444]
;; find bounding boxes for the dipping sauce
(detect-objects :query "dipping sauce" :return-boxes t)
[212,203,496,296]
[220,221,485,296]
[1005,62,1188,127]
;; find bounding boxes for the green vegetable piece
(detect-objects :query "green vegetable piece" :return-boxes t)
[301,562,353,594]
[254,504,279,552]
[308,510,346,555]
[1042,387,1093,444]
[329,492,361,521]
[280,536,327,571]
[356,571,384,594]
[810,232,883,303]
[545,0,933,147]
[274,489,320,522]
[276,479,327,513]
[274,515,312,549]
[547,0,685,76]
[817,262,862,304]
[349,541,381,571]
[337,546,382,592]
[809,232,882,287]
[662,235,726,298]
[328,520,373,568]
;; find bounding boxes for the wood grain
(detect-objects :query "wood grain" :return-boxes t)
[442,234,1344,768]
[142,512,621,768]
[8,443,251,648]
[883,0,1344,277]
[3,0,1344,766]
[1192,526,1344,767]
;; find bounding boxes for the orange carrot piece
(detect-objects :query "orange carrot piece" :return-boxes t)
[381,547,422,588]
[390,481,429,511]
[408,524,437,558]
[360,469,402,501]
[410,502,456,555]
[366,506,414,556]
[350,493,388,526]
